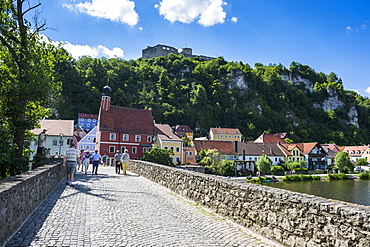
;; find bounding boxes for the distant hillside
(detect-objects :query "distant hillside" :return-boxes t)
[54,54,370,145]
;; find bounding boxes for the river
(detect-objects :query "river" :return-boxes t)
[265,179,370,206]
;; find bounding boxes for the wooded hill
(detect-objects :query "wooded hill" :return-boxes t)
[54,54,370,145]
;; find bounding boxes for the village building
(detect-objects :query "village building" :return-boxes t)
[194,140,238,162]
[209,127,242,142]
[78,126,97,154]
[154,123,184,164]
[77,113,98,132]
[96,86,155,159]
[30,119,74,159]
[341,145,368,163]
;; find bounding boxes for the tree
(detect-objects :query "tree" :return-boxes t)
[334,151,353,173]
[199,149,234,176]
[255,154,272,174]
[0,0,61,177]
[141,147,174,166]
[356,158,368,167]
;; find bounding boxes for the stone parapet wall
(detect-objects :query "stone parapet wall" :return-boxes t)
[129,160,370,247]
[0,160,65,246]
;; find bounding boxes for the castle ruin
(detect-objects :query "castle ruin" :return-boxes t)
[142,44,215,61]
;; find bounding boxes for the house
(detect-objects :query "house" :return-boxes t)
[78,126,97,154]
[184,146,197,164]
[194,140,238,162]
[236,142,289,172]
[254,133,287,144]
[96,86,155,159]
[321,144,340,166]
[341,145,368,163]
[209,127,242,142]
[77,113,98,132]
[173,125,194,141]
[361,146,370,163]
[30,119,74,159]
[280,143,305,162]
[293,143,327,170]
[154,123,184,164]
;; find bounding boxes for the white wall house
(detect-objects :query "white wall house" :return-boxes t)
[78,126,97,154]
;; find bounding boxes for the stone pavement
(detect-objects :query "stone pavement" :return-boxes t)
[5,166,283,247]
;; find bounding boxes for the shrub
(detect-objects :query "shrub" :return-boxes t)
[359,171,370,180]
[328,173,349,180]
[282,175,321,181]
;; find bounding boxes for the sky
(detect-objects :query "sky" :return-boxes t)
[34,0,370,96]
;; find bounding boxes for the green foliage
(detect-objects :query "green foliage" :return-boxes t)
[327,173,349,180]
[282,175,321,181]
[256,154,272,174]
[141,147,174,166]
[359,171,370,180]
[334,151,353,173]
[285,160,307,171]
[356,158,368,167]
[198,149,234,176]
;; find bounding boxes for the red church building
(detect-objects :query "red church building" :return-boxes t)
[96,86,155,160]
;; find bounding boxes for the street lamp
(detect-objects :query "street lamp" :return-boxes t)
[59,133,63,157]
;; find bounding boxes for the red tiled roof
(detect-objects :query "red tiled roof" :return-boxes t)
[194,140,237,155]
[99,105,155,135]
[210,127,241,135]
[174,125,194,133]
[293,143,319,155]
[78,113,99,119]
[254,134,287,144]
[155,124,182,141]
[31,119,74,136]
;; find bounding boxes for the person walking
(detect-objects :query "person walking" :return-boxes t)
[102,153,108,166]
[91,150,102,175]
[78,149,85,171]
[63,143,79,187]
[120,149,130,175]
[83,151,91,174]
[114,150,122,174]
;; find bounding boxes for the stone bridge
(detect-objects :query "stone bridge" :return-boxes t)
[1,160,369,247]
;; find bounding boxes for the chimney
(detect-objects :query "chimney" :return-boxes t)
[101,95,111,111]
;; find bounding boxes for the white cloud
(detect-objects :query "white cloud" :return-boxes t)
[230,16,238,23]
[365,87,370,95]
[64,0,139,26]
[62,42,124,58]
[155,0,227,27]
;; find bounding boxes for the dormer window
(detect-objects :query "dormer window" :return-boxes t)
[135,135,141,142]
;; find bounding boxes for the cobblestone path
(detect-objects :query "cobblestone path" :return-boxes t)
[5,167,283,247]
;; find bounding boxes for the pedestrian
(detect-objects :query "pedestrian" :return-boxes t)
[120,149,130,175]
[102,153,108,166]
[63,143,79,187]
[78,149,85,171]
[83,151,91,174]
[114,150,122,174]
[91,150,101,175]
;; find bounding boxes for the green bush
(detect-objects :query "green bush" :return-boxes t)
[327,173,349,180]
[271,165,284,172]
[282,174,321,181]
[359,171,370,180]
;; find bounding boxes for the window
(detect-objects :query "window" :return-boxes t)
[59,140,64,146]
[143,147,147,153]
[147,136,152,142]
[86,145,90,150]
[88,119,91,122]
[81,123,84,126]
[170,146,174,152]
[81,118,84,121]
[189,151,193,156]
[176,157,180,162]
[93,119,96,122]
[88,137,91,141]
[80,145,84,150]
[123,134,129,141]
[110,133,116,140]
[52,140,57,146]
[170,157,174,162]
[164,146,168,150]
[176,147,180,152]
[132,147,137,154]
[109,146,115,153]
[121,146,126,153]
[87,123,90,127]
[186,151,189,156]
[135,135,141,142]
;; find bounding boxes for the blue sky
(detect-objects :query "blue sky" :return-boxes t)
[37,0,370,96]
